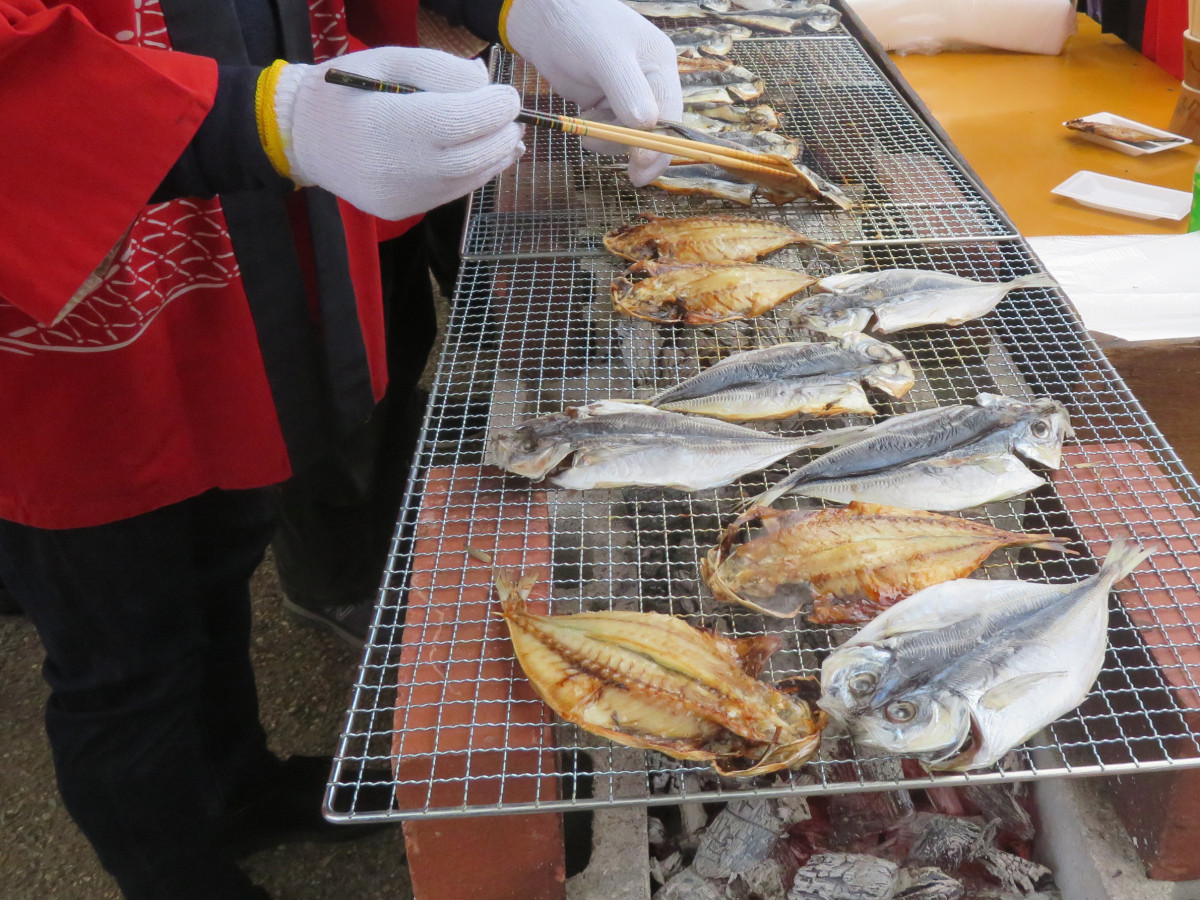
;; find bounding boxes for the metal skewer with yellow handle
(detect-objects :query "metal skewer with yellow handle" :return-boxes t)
[322,68,828,203]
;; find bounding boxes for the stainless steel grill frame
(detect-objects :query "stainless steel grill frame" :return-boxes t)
[326,4,1200,822]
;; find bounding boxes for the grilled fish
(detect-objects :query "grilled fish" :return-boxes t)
[647,333,913,421]
[612,260,817,325]
[751,392,1073,512]
[604,213,844,264]
[717,3,841,31]
[623,0,733,16]
[794,269,1058,336]
[486,399,844,491]
[687,103,780,130]
[650,164,757,204]
[497,568,827,775]
[818,540,1149,770]
[702,501,1071,621]
[1064,118,1177,144]
[668,26,735,56]
[683,80,765,104]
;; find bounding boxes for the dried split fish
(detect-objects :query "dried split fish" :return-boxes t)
[612,260,817,325]
[646,333,913,421]
[1064,118,1177,145]
[496,568,827,775]
[603,213,844,264]
[751,392,1073,512]
[717,3,841,32]
[701,501,1072,621]
[650,164,758,205]
[687,102,780,130]
[485,399,846,491]
[794,268,1059,336]
[819,540,1149,771]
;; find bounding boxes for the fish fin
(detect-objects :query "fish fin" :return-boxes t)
[1005,273,1058,292]
[1098,539,1152,589]
[731,634,784,676]
[979,671,1068,711]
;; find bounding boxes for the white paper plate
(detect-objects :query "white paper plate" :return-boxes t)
[1062,112,1191,156]
[1050,171,1193,220]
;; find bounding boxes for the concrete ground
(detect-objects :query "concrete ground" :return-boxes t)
[0,553,414,900]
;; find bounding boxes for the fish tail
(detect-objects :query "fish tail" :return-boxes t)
[1006,273,1058,293]
[1021,534,1078,555]
[743,471,805,511]
[1096,539,1152,591]
[494,567,536,617]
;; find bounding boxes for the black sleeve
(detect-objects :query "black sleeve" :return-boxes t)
[150,65,294,203]
[420,0,507,46]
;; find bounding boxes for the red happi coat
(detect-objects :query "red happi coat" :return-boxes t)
[0,0,418,529]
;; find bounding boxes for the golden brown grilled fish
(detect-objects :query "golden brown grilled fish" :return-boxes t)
[497,568,826,776]
[701,502,1072,622]
[603,213,846,264]
[1064,118,1176,144]
[612,260,816,325]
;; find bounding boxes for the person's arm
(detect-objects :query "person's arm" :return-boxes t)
[0,2,217,324]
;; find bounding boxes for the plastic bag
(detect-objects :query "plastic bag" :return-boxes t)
[845,0,1077,55]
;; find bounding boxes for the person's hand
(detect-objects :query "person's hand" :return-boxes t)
[502,0,683,186]
[257,47,525,220]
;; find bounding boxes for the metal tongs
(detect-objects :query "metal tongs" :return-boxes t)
[323,68,819,200]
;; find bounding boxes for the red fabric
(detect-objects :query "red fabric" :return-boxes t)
[0,0,419,528]
[1143,0,1188,81]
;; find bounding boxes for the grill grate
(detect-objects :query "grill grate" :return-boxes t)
[328,20,1200,823]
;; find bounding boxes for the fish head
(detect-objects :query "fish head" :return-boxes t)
[485,416,577,480]
[1013,398,1073,469]
[841,333,915,398]
[820,643,972,758]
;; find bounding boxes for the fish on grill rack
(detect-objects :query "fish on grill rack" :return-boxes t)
[701,501,1072,621]
[818,540,1150,771]
[603,213,842,264]
[612,260,817,324]
[646,333,913,420]
[749,392,1073,512]
[486,399,856,491]
[792,268,1059,337]
[496,568,827,776]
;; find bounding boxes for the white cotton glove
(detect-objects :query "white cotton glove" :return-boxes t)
[502,0,683,186]
[260,47,526,220]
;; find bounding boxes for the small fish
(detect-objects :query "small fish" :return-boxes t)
[486,399,842,491]
[793,268,1058,336]
[650,164,757,204]
[679,63,762,87]
[646,333,913,421]
[623,0,733,16]
[818,540,1150,770]
[603,213,844,264]
[668,26,735,56]
[702,501,1072,621]
[687,103,780,130]
[750,392,1073,512]
[717,4,841,32]
[497,568,826,776]
[612,260,817,325]
[1064,118,1177,145]
[684,80,765,104]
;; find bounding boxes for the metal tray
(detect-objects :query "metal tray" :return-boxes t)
[326,7,1200,822]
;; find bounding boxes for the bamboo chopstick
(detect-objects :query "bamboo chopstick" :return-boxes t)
[323,68,800,181]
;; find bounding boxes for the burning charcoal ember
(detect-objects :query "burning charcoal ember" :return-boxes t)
[694,799,785,879]
[909,816,996,871]
[963,784,1035,843]
[826,758,914,846]
[656,867,731,900]
[775,796,813,827]
[739,854,793,900]
[892,867,963,900]
[977,851,1051,895]
[789,853,899,900]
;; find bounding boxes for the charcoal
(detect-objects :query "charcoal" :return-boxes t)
[775,796,812,826]
[963,784,1035,843]
[650,851,685,887]
[893,867,963,900]
[694,799,784,879]
[789,852,899,900]
[909,816,996,870]
[827,756,915,845]
[739,855,791,900]
[657,867,729,900]
[978,851,1051,895]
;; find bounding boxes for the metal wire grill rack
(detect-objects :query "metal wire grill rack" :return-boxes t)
[462,37,1014,259]
[328,11,1200,822]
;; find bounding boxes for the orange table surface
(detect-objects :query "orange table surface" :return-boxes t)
[889,14,1199,236]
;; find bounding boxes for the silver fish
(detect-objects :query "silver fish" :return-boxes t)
[683,79,765,104]
[687,103,780,130]
[669,27,735,56]
[486,399,844,492]
[623,0,733,16]
[751,392,1073,511]
[717,4,841,31]
[794,269,1059,337]
[818,540,1150,771]
[679,63,761,86]
[650,164,757,204]
[648,334,914,421]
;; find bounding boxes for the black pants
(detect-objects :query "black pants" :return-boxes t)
[270,202,464,610]
[0,489,277,899]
